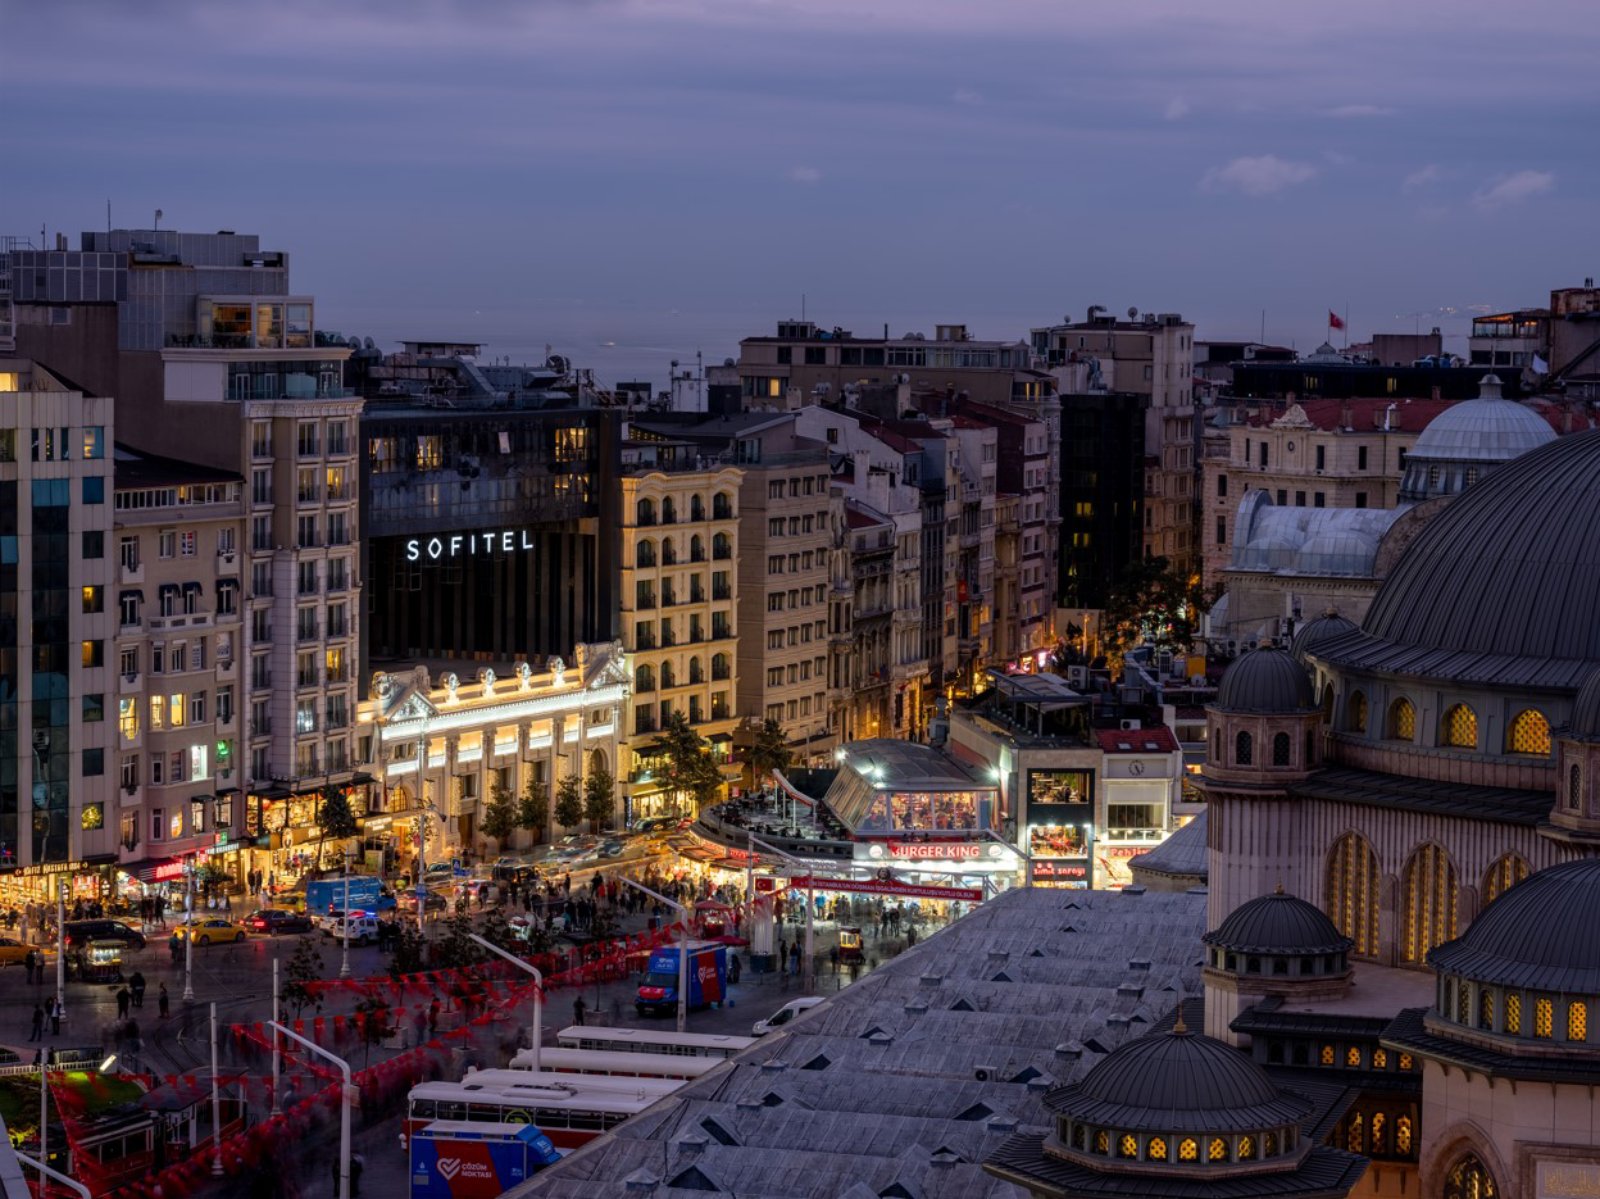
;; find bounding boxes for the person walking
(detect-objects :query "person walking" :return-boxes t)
[116,986,131,1019]
[49,996,62,1036]
[28,1004,43,1042]
[22,948,35,985]
[158,982,170,1019]
[129,970,146,1009]
[572,996,587,1026]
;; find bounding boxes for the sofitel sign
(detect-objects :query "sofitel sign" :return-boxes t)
[406,529,536,561]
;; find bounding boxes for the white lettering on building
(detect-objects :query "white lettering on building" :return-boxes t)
[403,529,538,562]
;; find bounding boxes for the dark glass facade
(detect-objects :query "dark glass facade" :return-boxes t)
[1059,392,1147,611]
[30,477,71,861]
[0,480,17,860]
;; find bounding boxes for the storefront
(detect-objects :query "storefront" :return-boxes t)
[0,859,118,909]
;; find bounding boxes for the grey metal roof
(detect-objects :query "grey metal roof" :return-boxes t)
[1228,492,1404,578]
[1204,891,1351,957]
[1428,858,1600,992]
[1567,668,1600,739]
[1291,767,1552,826]
[986,670,1089,710]
[510,887,1208,1199]
[1329,427,1600,683]
[1216,649,1317,714]
[1402,381,1555,464]
[1291,614,1359,666]
[1382,1006,1600,1087]
[1126,811,1208,884]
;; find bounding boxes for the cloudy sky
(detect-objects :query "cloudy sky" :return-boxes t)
[2,0,1593,376]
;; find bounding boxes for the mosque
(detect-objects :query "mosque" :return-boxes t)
[987,423,1600,1198]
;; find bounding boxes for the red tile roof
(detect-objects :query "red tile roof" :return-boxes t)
[1094,726,1182,754]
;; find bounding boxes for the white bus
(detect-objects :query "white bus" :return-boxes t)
[405,1074,675,1151]
[509,1047,723,1080]
[553,1025,756,1060]
[458,1068,683,1102]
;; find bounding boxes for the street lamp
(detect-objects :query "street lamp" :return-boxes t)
[468,934,543,1071]
[55,879,67,1026]
[268,1022,355,1199]
[183,865,196,1003]
[339,849,352,979]
[1082,821,1096,891]
[617,877,689,1034]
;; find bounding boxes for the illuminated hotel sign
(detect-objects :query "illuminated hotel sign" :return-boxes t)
[405,529,536,561]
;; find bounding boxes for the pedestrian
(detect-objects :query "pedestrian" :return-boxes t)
[28,1004,43,1042]
[829,945,840,975]
[129,969,146,1008]
[22,948,35,985]
[427,999,441,1034]
[116,986,131,1019]
[49,997,62,1036]
[351,1152,365,1197]
[158,982,170,1019]
[573,996,587,1026]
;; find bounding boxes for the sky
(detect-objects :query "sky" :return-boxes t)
[3,0,1595,384]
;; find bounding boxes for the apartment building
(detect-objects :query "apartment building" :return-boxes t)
[112,447,246,871]
[736,320,1050,410]
[0,360,116,880]
[1034,310,1196,572]
[1199,397,1451,589]
[945,417,997,689]
[617,446,742,816]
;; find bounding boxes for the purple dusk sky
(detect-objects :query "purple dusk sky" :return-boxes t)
[3,0,1593,377]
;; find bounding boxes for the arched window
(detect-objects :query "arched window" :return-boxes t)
[1482,854,1529,906]
[1346,1046,1362,1067]
[1506,709,1551,755]
[1235,731,1253,766]
[1071,1124,1086,1150]
[1094,1130,1109,1154]
[661,538,677,565]
[636,538,656,567]
[1147,1137,1168,1161]
[1238,1136,1255,1160]
[1387,697,1415,741]
[1326,832,1381,956]
[713,491,734,520]
[1347,690,1368,733]
[1320,1044,1335,1065]
[1570,764,1582,811]
[1346,1113,1364,1153]
[688,656,704,685]
[1213,727,1221,762]
[690,494,705,522]
[1321,685,1335,723]
[1118,1134,1138,1159]
[1570,1001,1588,1042]
[1506,993,1522,1034]
[1480,988,1495,1030]
[1401,843,1458,964]
[660,661,676,689]
[635,664,656,692]
[1372,1049,1387,1069]
[690,533,705,562]
[1264,1131,1278,1157]
[1394,1117,1412,1155]
[1535,997,1553,1038]
[1441,704,1477,749]
[711,652,730,681]
[1370,1113,1385,1155]
[636,497,656,526]
[1272,731,1292,766]
[661,497,677,524]
[1208,1138,1227,1162]
[1178,1138,1198,1162]
[712,532,732,559]
[1444,1153,1499,1199]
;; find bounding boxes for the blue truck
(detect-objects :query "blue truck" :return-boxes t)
[410,1122,560,1199]
[635,940,728,1016]
[304,875,391,917]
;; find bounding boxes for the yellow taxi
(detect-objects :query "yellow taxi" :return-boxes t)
[0,936,50,967]
[181,917,249,946]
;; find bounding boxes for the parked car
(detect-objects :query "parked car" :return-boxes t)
[64,920,147,951]
[183,917,248,946]
[752,996,825,1037]
[0,936,52,967]
[597,840,625,859]
[243,909,313,936]
[322,915,380,946]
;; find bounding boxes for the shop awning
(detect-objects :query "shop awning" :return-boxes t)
[124,855,193,884]
[708,733,733,744]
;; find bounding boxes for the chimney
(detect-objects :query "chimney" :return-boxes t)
[1431,385,1441,402]
[1339,399,1352,431]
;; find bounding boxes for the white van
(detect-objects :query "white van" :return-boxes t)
[752,996,825,1036]
[323,914,380,946]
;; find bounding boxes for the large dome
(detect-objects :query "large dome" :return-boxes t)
[1405,384,1556,464]
[1568,669,1600,740]
[1216,648,1316,714]
[1204,890,1352,956]
[1331,428,1600,687]
[1056,1028,1309,1133]
[1429,858,1600,992]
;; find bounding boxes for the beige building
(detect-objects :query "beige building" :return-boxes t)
[617,450,743,816]
[112,447,247,873]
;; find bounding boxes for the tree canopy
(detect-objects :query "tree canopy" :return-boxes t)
[1100,555,1213,664]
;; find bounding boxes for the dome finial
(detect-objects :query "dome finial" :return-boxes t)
[1172,1010,1188,1035]
[1275,879,1285,895]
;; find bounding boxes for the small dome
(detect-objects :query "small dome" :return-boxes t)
[1216,648,1317,714]
[1056,1027,1309,1133]
[1405,385,1555,465]
[1292,611,1359,664]
[1567,668,1600,741]
[1204,890,1352,956]
[1430,858,1600,992]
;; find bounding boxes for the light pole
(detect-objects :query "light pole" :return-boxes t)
[339,849,352,979]
[617,877,688,1034]
[1083,821,1096,891]
[268,1022,354,1199]
[270,957,282,1116]
[468,934,543,1071]
[746,831,814,992]
[182,865,196,1003]
[55,879,66,1026]
[414,720,432,932]
[209,1002,223,1176]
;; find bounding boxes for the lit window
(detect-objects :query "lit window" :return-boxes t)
[1347,691,1368,732]
[1398,1054,1413,1070]
[1208,1138,1227,1162]
[1483,855,1529,906]
[1396,1116,1413,1155]
[1094,1130,1108,1154]
[1371,1113,1386,1154]
[1444,1153,1498,1199]
[1320,1044,1335,1066]
[1481,988,1495,1030]
[1347,1113,1364,1153]
[169,811,183,839]
[1506,709,1551,755]
[1147,1137,1167,1161]
[1119,1135,1137,1159]
[1570,1001,1587,1042]
[1178,1138,1197,1162]
[81,803,105,831]
[1441,704,1477,749]
[1535,997,1553,1038]
[1506,993,1522,1034]
[1346,1046,1362,1068]
[1401,843,1458,964]
[1388,697,1415,741]
[1372,1049,1387,1069]
[1238,1136,1255,1160]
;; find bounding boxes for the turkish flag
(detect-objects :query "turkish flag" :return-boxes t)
[1328,311,1346,331]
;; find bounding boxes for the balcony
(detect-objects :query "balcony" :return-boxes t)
[120,561,144,585]
[712,584,732,601]
[149,612,214,633]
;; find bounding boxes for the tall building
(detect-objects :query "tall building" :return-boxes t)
[1034,310,1197,571]
[616,440,743,818]
[0,359,115,875]
[1056,389,1147,614]
[111,446,246,873]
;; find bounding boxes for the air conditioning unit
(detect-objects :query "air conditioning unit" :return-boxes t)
[1066,665,1088,688]
[1120,719,1142,731]
[973,1065,999,1083]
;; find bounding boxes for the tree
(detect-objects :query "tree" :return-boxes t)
[656,711,724,815]
[481,782,517,852]
[583,765,615,833]
[749,718,793,786]
[313,785,359,871]
[554,774,585,831]
[280,937,324,1019]
[388,920,427,979]
[1099,556,1214,666]
[516,778,550,845]
[353,994,395,1069]
[434,913,486,970]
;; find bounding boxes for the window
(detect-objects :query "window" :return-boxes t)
[83,530,104,559]
[1506,993,1522,1034]
[1178,1139,1197,1162]
[179,530,196,557]
[1506,709,1550,755]
[1354,491,1367,509]
[82,640,104,668]
[1272,732,1291,766]
[1326,832,1380,956]
[1118,1134,1137,1159]
[1440,703,1477,749]
[1217,474,1228,498]
[1571,1001,1588,1042]
[297,515,319,548]
[1571,764,1583,811]
[1346,691,1367,733]
[1387,697,1415,741]
[1147,1137,1167,1161]
[82,476,105,504]
[1235,731,1253,766]
[1357,445,1368,470]
[297,422,319,458]
[1444,1154,1497,1199]
[1216,516,1226,546]
[1481,988,1495,1030]
[1208,1138,1227,1162]
[81,584,104,614]
[1534,996,1554,1038]
[1315,445,1325,470]
[1482,854,1528,906]
[1401,843,1457,964]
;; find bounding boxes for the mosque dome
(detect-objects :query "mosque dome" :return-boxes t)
[1205,890,1352,957]
[1566,669,1600,741]
[1291,612,1359,664]
[1429,858,1600,993]
[1405,375,1556,464]
[1216,649,1317,714]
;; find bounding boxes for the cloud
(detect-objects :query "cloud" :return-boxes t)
[1163,97,1190,121]
[1472,169,1554,210]
[1401,164,1442,194]
[787,166,822,184]
[1200,155,1317,196]
[1323,104,1394,118]
[952,88,982,105]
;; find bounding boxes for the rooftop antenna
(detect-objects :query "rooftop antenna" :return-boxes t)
[154,208,163,230]
[107,199,112,233]
[801,293,806,322]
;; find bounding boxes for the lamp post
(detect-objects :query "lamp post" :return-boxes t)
[746,831,814,992]
[414,719,432,932]
[617,877,688,1034]
[268,1022,354,1199]
[468,934,542,1071]
[270,956,282,1116]
[209,1002,223,1176]
[182,866,196,1003]
[1083,821,1096,891]
[55,878,66,1026]
[339,848,352,979]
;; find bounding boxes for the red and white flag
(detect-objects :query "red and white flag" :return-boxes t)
[1328,310,1346,331]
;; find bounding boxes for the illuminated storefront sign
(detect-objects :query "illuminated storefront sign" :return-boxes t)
[1032,858,1088,883]
[885,841,982,862]
[405,529,536,561]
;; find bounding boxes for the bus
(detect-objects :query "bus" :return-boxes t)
[509,1047,724,1080]
[456,1069,683,1101]
[404,1076,673,1151]
[553,1025,756,1060]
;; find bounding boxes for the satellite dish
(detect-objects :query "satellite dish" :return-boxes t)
[1127,307,1139,320]
[363,337,376,350]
